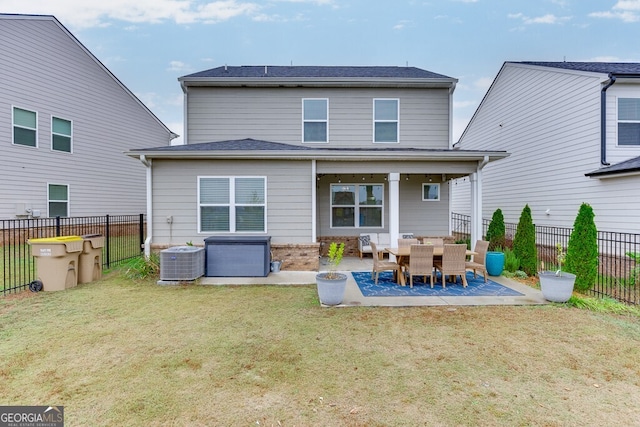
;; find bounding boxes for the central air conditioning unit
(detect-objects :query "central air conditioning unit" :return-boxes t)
[160,246,205,281]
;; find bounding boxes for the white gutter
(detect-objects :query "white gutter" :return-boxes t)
[140,155,153,258]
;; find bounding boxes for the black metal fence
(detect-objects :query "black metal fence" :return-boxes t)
[452,212,640,305]
[1,214,145,296]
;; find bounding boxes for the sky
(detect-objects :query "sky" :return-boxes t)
[2,0,640,144]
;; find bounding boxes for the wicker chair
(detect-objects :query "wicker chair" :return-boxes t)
[422,237,444,247]
[434,244,468,288]
[466,240,489,283]
[397,238,419,269]
[405,244,435,288]
[370,241,403,285]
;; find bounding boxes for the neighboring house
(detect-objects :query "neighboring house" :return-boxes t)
[452,61,640,234]
[126,66,507,270]
[0,14,176,219]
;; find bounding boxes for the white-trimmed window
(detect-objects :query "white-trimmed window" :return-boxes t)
[331,184,383,228]
[422,183,440,201]
[374,99,399,143]
[618,98,640,146]
[303,98,328,142]
[52,117,72,153]
[199,177,266,233]
[48,184,69,217]
[13,107,37,147]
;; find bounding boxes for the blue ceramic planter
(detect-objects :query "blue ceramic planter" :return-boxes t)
[486,251,505,276]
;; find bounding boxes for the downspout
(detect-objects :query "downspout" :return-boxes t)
[311,160,317,243]
[140,155,153,258]
[601,75,616,166]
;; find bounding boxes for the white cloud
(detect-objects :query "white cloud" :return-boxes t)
[508,12,571,25]
[590,0,640,22]
[167,60,192,73]
[474,77,494,91]
[0,0,263,29]
[453,100,477,109]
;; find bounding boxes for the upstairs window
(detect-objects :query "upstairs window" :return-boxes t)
[331,184,383,228]
[52,117,72,153]
[199,177,266,233]
[13,107,37,147]
[618,98,640,146]
[303,99,328,142]
[374,99,399,143]
[48,184,69,217]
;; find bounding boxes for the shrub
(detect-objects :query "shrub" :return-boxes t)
[124,254,160,280]
[503,247,520,273]
[486,209,506,251]
[565,203,598,292]
[513,204,537,276]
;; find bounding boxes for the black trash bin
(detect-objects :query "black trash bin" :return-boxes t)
[204,236,271,277]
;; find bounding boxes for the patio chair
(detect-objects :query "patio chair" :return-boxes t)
[370,241,403,285]
[422,237,444,247]
[466,240,489,283]
[397,238,419,269]
[405,244,435,288]
[434,244,468,288]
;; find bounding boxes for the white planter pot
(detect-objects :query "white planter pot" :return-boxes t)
[538,271,576,303]
[316,273,347,305]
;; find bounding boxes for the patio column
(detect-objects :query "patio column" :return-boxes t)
[471,156,489,246]
[388,172,400,261]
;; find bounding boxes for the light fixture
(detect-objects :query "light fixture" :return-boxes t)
[362,176,365,181]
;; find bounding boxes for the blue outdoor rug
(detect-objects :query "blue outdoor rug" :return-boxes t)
[352,271,524,297]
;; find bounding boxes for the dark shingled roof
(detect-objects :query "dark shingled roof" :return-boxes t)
[182,65,453,80]
[586,155,640,177]
[517,62,640,76]
[131,138,493,154]
[134,139,315,152]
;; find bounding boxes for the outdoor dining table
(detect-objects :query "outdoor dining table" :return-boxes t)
[385,246,478,286]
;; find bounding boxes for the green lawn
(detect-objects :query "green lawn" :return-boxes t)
[1,270,640,426]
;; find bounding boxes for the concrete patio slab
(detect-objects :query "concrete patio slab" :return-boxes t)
[196,256,548,307]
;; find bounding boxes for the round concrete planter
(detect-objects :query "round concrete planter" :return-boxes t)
[316,273,347,305]
[538,271,576,303]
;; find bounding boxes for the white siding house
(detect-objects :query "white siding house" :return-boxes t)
[0,14,175,219]
[126,66,508,270]
[452,62,640,234]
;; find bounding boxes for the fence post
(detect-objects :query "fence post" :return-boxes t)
[139,213,144,254]
[55,216,61,236]
[105,214,110,268]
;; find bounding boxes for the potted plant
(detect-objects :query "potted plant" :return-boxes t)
[316,242,347,305]
[485,209,506,276]
[538,242,576,303]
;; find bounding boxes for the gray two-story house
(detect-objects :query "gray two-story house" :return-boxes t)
[0,14,176,219]
[126,66,508,270]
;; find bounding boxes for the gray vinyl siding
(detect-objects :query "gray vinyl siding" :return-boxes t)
[151,159,314,245]
[185,87,450,149]
[0,16,172,218]
[453,62,640,233]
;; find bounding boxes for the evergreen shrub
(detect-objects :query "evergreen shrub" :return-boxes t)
[513,204,537,276]
[486,209,506,251]
[565,203,598,292]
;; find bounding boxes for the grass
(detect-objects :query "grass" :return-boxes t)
[1,271,640,426]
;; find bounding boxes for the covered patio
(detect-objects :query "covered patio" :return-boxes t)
[198,256,547,307]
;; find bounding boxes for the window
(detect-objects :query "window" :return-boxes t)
[52,117,72,152]
[13,107,37,147]
[422,183,440,201]
[48,184,69,217]
[199,177,266,232]
[303,99,328,142]
[618,98,640,146]
[374,99,399,143]
[331,184,383,228]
